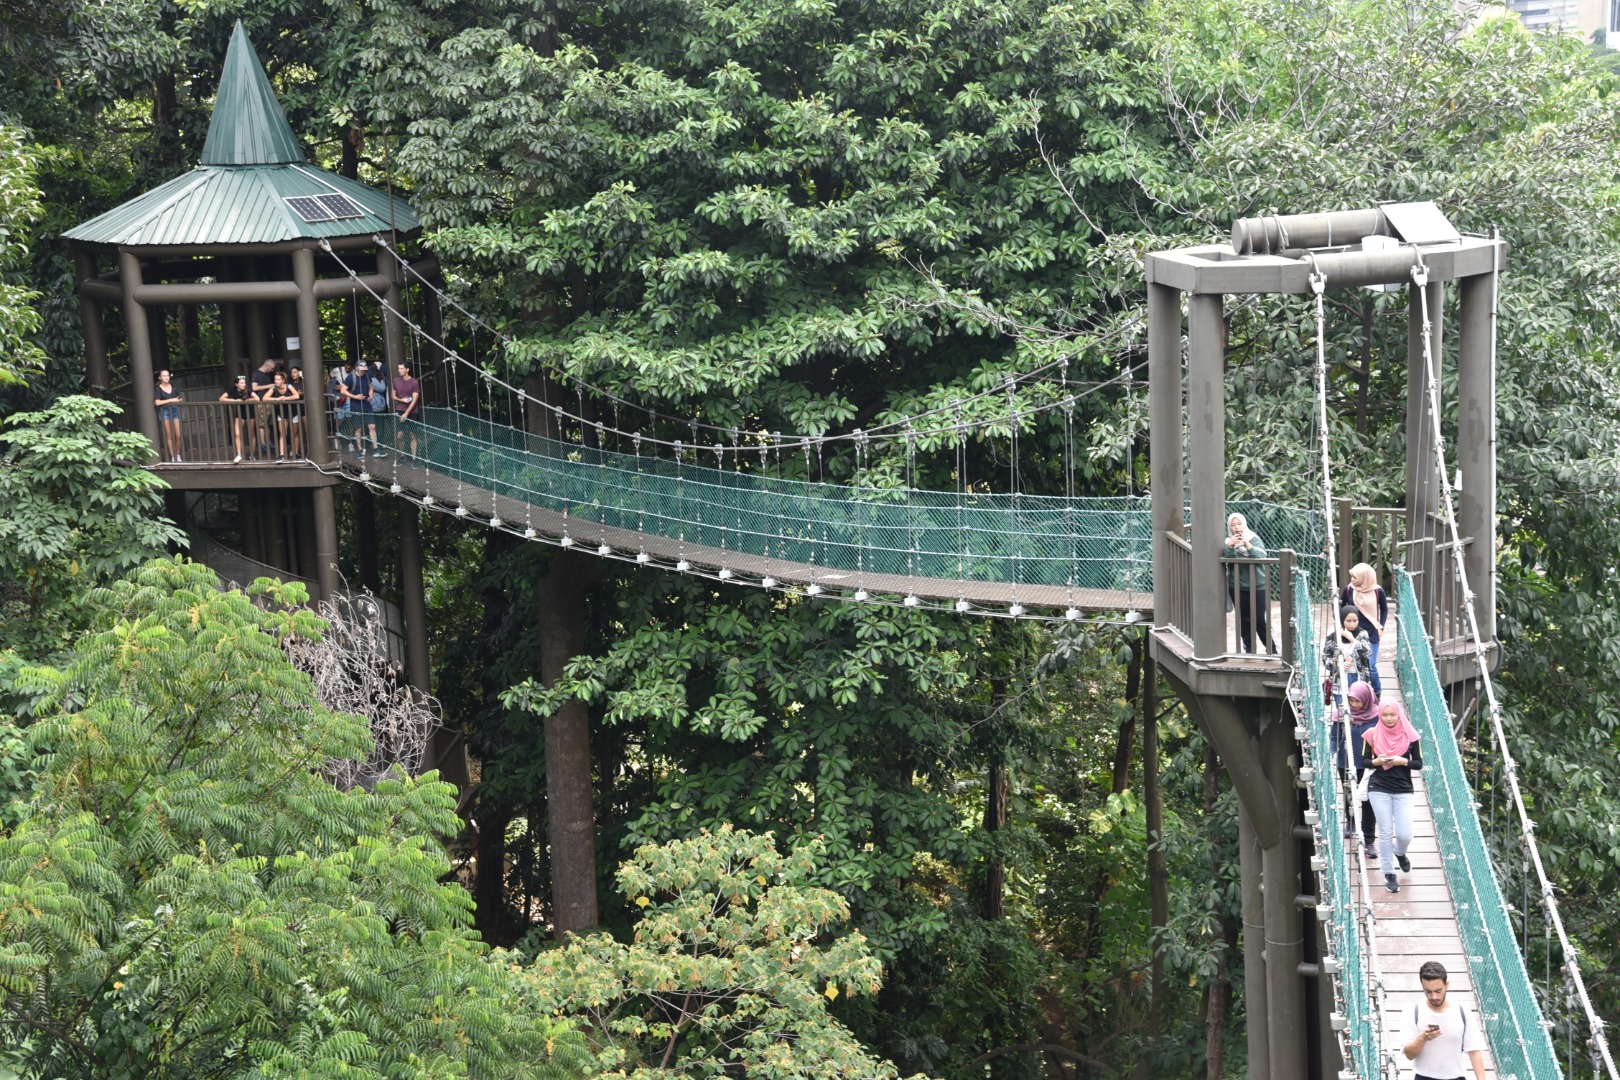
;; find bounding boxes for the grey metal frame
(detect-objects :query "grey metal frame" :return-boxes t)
[1144,205,1505,1080]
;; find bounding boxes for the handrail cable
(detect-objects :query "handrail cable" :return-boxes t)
[370,237,1144,452]
[322,240,1149,459]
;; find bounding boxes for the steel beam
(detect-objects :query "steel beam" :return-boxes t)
[1259,705,1307,1080]
[1456,268,1496,643]
[1187,294,1226,656]
[1238,804,1271,1080]
[1149,282,1183,624]
[1405,280,1444,625]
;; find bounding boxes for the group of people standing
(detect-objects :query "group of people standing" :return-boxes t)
[327,359,422,458]
[150,358,423,465]
[213,359,307,463]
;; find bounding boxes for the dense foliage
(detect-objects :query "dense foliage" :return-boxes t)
[2,0,1618,1076]
[0,560,585,1079]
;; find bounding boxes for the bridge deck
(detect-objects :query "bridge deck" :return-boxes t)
[340,448,1154,615]
[1365,613,1498,1080]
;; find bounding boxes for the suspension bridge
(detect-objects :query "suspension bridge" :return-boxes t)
[61,30,1612,1075]
[310,227,1609,1080]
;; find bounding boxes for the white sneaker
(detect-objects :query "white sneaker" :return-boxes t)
[174,455,183,463]
[233,454,242,464]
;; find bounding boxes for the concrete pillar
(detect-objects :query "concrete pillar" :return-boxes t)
[311,487,340,604]
[1258,703,1307,1080]
[1405,280,1443,626]
[1238,804,1271,1080]
[265,490,290,572]
[296,490,318,583]
[118,251,160,450]
[73,249,110,391]
[1456,267,1496,643]
[240,493,264,564]
[1148,282,1184,620]
[292,247,333,466]
[1187,294,1226,655]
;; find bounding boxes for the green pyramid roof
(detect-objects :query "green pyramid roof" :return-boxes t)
[200,21,305,166]
[65,22,417,248]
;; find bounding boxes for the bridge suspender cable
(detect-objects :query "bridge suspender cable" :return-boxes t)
[1412,262,1618,1080]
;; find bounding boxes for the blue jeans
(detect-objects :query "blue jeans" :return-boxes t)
[1367,641,1383,697]
[1368,789,1413,875]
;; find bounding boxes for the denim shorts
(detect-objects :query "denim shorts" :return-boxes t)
[158,404,180,422]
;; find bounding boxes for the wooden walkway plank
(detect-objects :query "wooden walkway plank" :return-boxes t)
[1359,612,1499,1080]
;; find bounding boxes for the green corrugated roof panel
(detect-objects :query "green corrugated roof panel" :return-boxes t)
[201,21,304,166]
[64,21,418,247]
[64,162,418,246]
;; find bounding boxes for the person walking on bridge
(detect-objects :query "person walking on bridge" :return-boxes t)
[1330,680,1380,857]
[1340,562,1388,697]
[1323,605,1372,704]
[1363,700,1422,893]
[1403,960,1487,1080]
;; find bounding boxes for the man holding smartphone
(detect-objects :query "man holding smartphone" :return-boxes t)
[1403,961,1488,1080]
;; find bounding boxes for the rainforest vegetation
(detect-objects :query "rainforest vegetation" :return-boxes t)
[2,1,1619,1076]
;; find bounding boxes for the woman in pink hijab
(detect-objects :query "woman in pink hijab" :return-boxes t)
[1362,701,1422,893]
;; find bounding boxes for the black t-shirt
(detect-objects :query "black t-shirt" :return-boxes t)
[1365,738,1423,795]
[251,369,277,397]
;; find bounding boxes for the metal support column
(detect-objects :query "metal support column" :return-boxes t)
[245,258,270,369]
[1187,294,1227,655]
[1405,280,1443,626]
[1456,265,1496,643]
[1149,282,1184,621]
[118,251,160,449]
[73,250,110,391]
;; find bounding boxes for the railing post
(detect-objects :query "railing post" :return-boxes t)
[1279,550,1295,662]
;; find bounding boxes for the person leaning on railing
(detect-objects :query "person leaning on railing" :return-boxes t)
[219,374,254,463]
[1223,511,1276,654]
[288,365,306,458]
[263,370,299,463]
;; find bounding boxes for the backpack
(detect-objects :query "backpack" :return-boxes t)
[369,375,388,411]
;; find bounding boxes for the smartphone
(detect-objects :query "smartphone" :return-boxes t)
[1427,1024,1441,1034]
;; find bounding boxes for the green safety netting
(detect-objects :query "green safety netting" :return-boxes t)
[1393,569,1562,1080]
[363,408,1327,593]
[1293,571,1379,1079]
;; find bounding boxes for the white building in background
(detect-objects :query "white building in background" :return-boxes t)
[1502,0,1610,36]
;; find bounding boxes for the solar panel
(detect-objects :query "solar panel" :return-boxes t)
[285,193,366,223]
[285,195,336,223]
[314,193,364,220]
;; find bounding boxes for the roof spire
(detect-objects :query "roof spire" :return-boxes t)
[200,21,305,166]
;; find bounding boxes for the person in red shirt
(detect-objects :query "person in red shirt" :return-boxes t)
[392,362,422,458]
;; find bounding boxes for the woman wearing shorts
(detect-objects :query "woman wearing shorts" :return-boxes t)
[263,371,300,462]
[155,370,184,462]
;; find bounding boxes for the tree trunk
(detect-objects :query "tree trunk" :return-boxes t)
[473,807,511,944]
[984,761,1006,921]
[538,549,600,935]
[1111,636,1143,794]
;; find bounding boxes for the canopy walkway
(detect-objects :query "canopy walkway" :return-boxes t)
[1295,571,1570,1079]
[335,407,1326,618]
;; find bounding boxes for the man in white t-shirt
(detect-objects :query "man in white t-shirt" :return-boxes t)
[1403,960,1487,1080]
